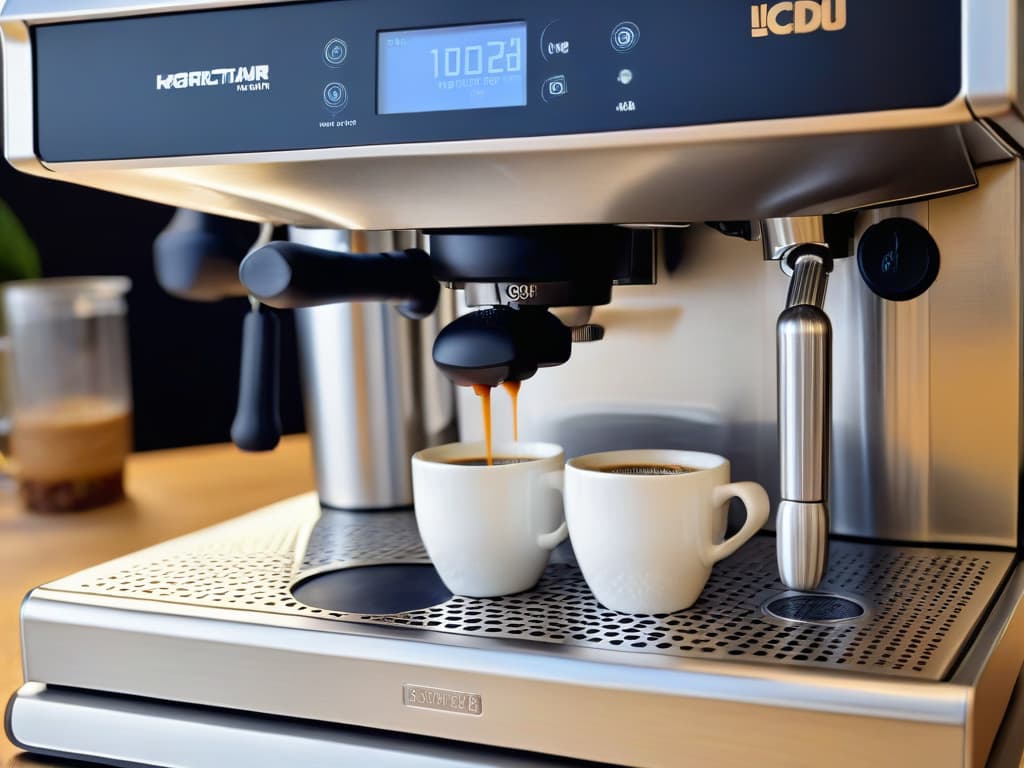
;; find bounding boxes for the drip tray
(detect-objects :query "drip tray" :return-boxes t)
[46,496,1014,681]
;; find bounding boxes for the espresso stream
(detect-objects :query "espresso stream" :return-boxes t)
[502,381,521,441]
[471,381,521,466]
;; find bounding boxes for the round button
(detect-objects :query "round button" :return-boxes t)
[323,38,348,67]
[611,21,639,52]
[540,19,570,61]
[857,218,940,302]
[323,82,348,111]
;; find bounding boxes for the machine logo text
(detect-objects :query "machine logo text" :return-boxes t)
[403,684,482,715]
[155,65,271,92]
[506,284,538,301]
[751,0,846,37]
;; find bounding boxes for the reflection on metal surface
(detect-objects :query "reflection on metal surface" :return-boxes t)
[762,216,828,262]
[779,281,831,503]
[290,228,456,510]
[829,163,1021,544]
[7,684,593,768]
[44,496,1011,681]
[775,501,830,591]
[777,246,832,590]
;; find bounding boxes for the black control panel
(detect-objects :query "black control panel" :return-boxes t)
[33,0,961,161]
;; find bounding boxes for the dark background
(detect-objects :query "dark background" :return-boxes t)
[0,159,306,451]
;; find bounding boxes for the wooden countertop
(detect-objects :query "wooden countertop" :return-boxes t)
[0,435,315,766]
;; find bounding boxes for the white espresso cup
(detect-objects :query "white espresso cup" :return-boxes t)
[411,441,567,597]
[565,449,769,614]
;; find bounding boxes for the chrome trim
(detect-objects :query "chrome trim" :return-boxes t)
[775,501,829,591]
[6,684,560,767]
[776,249,832,590]
[0,0,289,22]
[964,0,1017,118]
[1,21,36,177]
[762,216,828,262]
[6,122,981,229]
[761,590,872,626]
[952,565,1024,767]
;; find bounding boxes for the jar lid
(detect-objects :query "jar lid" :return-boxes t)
[2,276,131,322]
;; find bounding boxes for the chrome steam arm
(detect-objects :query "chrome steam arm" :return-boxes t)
[776,245,832,591]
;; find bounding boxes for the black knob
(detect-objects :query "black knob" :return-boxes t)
[231,308,282,452]
[239,241,439,319]
[857,218,940,302]
[153,210,259,301]
[432,307,571,387]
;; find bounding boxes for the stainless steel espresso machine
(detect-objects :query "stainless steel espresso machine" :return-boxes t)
[4,1,1024,766]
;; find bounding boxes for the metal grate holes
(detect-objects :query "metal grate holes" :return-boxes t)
[58,506,1006,681]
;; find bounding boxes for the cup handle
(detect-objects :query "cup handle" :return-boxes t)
[703,482,770,566]
[537,469,568,551]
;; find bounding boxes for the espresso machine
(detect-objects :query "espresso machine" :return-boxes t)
[5,1,1024,766]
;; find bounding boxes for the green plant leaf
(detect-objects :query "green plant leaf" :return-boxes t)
[0,198,40,281]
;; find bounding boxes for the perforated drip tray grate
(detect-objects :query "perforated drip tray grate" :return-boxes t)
[47,497,1013,681]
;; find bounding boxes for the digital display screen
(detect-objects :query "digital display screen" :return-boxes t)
[378,21,527,115]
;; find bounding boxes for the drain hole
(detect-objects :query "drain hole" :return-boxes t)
[292,564,452,615]
[764,594,866,624]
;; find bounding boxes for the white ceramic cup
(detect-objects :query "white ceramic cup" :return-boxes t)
[565,449,769,614]
[411,441,567,597]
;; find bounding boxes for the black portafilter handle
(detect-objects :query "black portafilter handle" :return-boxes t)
[153,209,260,301]
[231,306,282,452]
[238,241,439,319]
[432,306,572,388]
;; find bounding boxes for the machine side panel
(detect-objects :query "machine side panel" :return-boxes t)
[32,0,962,161]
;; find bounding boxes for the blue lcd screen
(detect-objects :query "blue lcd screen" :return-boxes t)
[378,22,527,115]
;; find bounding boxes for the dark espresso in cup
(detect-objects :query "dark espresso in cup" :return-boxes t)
[598,463,696,476]
[448,457,533,467]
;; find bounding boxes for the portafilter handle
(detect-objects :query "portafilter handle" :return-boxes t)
[776,246,832,591]
[231,299,282,452]
[232,240,441,452]
[238,241,439,319]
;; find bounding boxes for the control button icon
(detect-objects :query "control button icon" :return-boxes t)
[611,21,640,52]
[540,19,570,61]
[323,82,348,111]
[324,38,348,67]
[542,75,568,102]
[617,68,633,85]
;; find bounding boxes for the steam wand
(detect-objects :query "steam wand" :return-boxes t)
[763,217,833,591]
